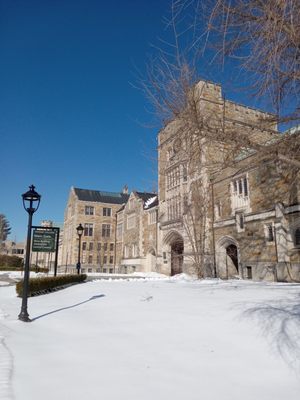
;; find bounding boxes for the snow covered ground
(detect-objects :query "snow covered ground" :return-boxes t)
[0,276,300,400]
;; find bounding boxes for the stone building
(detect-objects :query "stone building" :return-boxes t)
[156,79,291,279]
[61,79,300,282]
[61,186,129,273]
[116,191,158,273]
[212,151,300,282]
[0,240,25,260]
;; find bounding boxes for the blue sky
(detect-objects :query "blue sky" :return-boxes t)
[0,0,286,241]
[0,0,170,241]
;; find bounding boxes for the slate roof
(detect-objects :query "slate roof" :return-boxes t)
[74,188,129,205]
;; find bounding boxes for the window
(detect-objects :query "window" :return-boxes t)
[231,175,250,213]
[82,242,87,251]
[265,224,274,242]
[124,245,129,258]
[88,268,92,273]
[85,206,94,215]
[97,242,101,251]
[214,201,222,220]
[88,255,93,264]
[239,214,244,230]
[104,242,108,251]
[232,176,248,197]
[110,243,114,251]
[246,266,252,279]
[102,224,111,237]
[109,268,113,274]
[89,242,93,251]
[182,164,188,182]
[167,195,181,221]
[295,228,300,246]
[103,207,112,217]
[243,177,248,197]
[236,213,245,232]
[166,166,180,190]
[127,215,136,229]
[97,255,100,264]
[103,255,107,264]
[84,223,93,237]
[103,268,107,273]
[148,210,157,224]
[117,223,123,239]
[183,194,189,213]
[13,248,24,255]
[132,243,138,257]
[109,255,114,264]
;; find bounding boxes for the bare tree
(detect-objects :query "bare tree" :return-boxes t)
[140,0,300,278]
[0,214,11,248]
[176,0,300,123]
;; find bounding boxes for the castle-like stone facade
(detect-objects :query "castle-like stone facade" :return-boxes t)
[61,80,300,282]
[61,187,129,273]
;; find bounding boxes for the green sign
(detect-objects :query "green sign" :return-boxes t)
[32,230,56,252]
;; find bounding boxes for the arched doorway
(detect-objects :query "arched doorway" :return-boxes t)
[226,244,239,276]
[171,240,184,276]
[163,230,184,276]
[216,236,240,279]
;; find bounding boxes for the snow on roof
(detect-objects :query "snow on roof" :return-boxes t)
[144,195,158,209]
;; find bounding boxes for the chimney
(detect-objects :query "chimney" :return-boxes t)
[122,185,128,194]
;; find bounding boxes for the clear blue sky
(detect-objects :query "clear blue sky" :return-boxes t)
[0,0,282,241]
[0,0,171,241]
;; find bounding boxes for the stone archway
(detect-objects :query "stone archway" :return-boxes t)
[171,240,184,276]
[226,244,239,276]
[163,230,184,276]
[216,236,240,279]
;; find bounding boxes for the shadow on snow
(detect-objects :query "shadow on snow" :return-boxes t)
[31,294,105,321]
[241,291,300,371]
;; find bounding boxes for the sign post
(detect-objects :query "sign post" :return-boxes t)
[31,227,60,276]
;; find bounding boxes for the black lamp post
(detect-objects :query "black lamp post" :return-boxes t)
[18,185,41,322]
[76,223,84,274]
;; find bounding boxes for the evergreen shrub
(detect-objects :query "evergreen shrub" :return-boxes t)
[0,265,49,273]
[16,274,87,297]
[0,254,23,269]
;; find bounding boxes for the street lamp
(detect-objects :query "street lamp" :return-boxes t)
[18,185,41,322]
[76,223,84,274]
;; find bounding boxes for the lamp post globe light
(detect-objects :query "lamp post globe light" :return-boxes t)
[18,185,41,322]
[76,223,84,274]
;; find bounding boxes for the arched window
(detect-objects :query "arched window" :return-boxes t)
[295,228,300,246]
